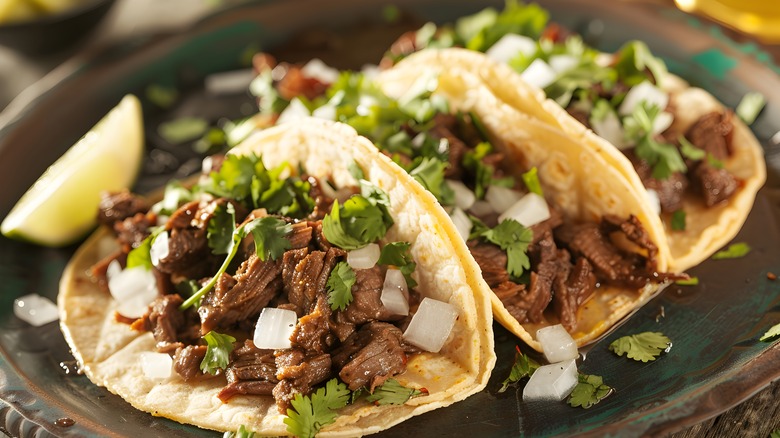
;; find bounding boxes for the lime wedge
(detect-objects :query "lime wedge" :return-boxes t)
[1,94,144,247]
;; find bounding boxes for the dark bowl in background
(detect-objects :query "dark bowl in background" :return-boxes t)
[0,0,116,55]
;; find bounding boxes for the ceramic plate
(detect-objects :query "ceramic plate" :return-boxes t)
[2,1,779,436]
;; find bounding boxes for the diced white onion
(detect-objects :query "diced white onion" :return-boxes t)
[150,231,170,267]
[469,200,495,217]
[13,294,58,327]
[523,359,578,401]
[536,324,578,363]
[301,58,340,84]
[618,81,669,116]
[485,185,523,215]
[403,297,458,353]
[548,55,578,74]
[520,59,557,89]
[140,352,173,379]
[202,155,216,174]
[447,179,476,210]
[652,111,674,136]
[485,34,537,63]
[276,98,310,125]
[591,109,627,149]
[381,269,409,316]
[253,307,297,350]
[646,189,661,215]
[450,207,473,241]
[356,95,378,116]
[106,260,159,319]
[361,64,381,80]
[497,192,550,227]
[347,243,381,270]
[312,104,337,121]
[204,68,255,95]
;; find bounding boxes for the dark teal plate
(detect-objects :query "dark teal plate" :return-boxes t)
[1,1,779,436]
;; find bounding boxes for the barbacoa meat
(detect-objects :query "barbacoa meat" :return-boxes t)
[331,322,408,392]
[173,345,208,382]
[217,340,278,401]
[273,349,332,413]
[132,294,200,354]
[97,190,149,228]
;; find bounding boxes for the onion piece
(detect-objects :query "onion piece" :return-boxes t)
[150,231,169,267]
[523,359,578,401]
[591,108,627,149]
[497,192,550,227]
[403,297,458,353]
[652,111,674,136]
[301,58,340,84]
[446,179,476,210]
[485,34,537,63]
[140,352,173,379]
[204,69,255,95]
[253,307,297,350]
[520,59,557,89]
[312,104,337,121]
[13,294,58,327]
[347,243,381,270]
[276,98,310,125]
[381,269,409,316]
[548,55,578,74]
[618,81,669,116]
[450,207,472,241]
[469,200,495,217]
[646,189,661,215]
[485,185,523,215]
[106,260,159,319]
[536,324,578,363]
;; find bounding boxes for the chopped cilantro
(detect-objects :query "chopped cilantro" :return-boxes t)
[759,323,780,342]
[498,346,540,393]
[521,166,543,196]
[771,429,780,438]
[327,261,356,311]
[207,202,237,255]
[151,181,193,216]
[671,209,686,231]
[735,91,765,125]
[609,332,671,362]
[244,217,293,261]
[222,425,255,438]
[707,153,725,170]
[145,83,179,109]
[409,157,454,205]
[459,0,549,52]
[625,103,686,180]
[366,379,425,405]
[377,242,418,288]
[158,117,210,145]
[127,232,155,270]
[712,242,751,260]
[462,142,496,199]
[322,195,393,250]
[284,378,351,438]
[613,40,668,87]
[200,331,236,375]
[675,277,699,286]
[568,373,613,409]
[481,219,533,279]
[678,136,706,161]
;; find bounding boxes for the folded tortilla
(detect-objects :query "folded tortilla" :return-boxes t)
[390,47,766,272]
[58,118,495,436]
[375,61,670,351]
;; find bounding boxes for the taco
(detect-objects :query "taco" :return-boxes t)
[380,6,766,272]
[247,54,679,352]
[58,118,495,436]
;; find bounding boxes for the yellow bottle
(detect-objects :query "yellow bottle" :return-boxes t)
[675,0,780,43]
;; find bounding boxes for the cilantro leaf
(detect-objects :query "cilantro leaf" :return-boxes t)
[151,181,193,216]
[626,103,686,180]
[521,166,543,196]
[462,142,496,199]
[460,0,549,52]
[158,117,209,145]
[568,374,613,409]
[366,379,425,405]
[200,153,265,205]
[207,202,236,255]
[222,425,255,438]
[409,156,454,205]
[127,232,155,270]
[735,91,765,125]
[284,378,350,438]
[322,196,393,250]
[675,276,699,286]
[609,332,672,362]
[377,241,418,288]
[327,261,356,311]
[678,136,706,161]
[613,40,668,86]
[759,323,780,342]
[481,219,533,279]
[200,331,236,375]
[712,242,751,260]
[671,209,686,232]
[244,217,293,261]
[771,429,780,438]
[498,346,540,393]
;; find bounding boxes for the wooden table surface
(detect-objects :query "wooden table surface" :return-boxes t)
[1,1,779,437]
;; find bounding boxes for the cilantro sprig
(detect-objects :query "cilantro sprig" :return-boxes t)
[760,323,780,342]
[200,331,236,375]
[322,194,394,251]
[326,261,357,311]
[498,346,540,393]
[568,374,613,409]
[377,241,417,288]
[712,242,751,260]
[366,379,426,405]
[609,332,672,362]
[479,218,533,280]
[284,378,351,438]
[625,103,686,180]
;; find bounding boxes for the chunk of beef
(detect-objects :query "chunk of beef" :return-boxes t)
[273,349,332,413]
[133,294,200,353]
[428,114,468,179]
[691,163,739,207]
[199,254,283,334]
[601,214,659,269]
[114,213,155,252]
[291,295,337,353]
[217,340,279,401]
[173,345,208,381]
[524,231,558,323]
[685,111,734,160]
[288,221,314,250]
[97,190,149,227]
[468,241,509,288]
[282,247,345,316]
[335,265,397,328]
[530,207,563,245]
[553,255,597,331]
[379,30,419,69]
[331,322,407,391]
[306,176,335,221]
[629,151,688,213]
[310,220,332,251]
[276,64,330,102]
